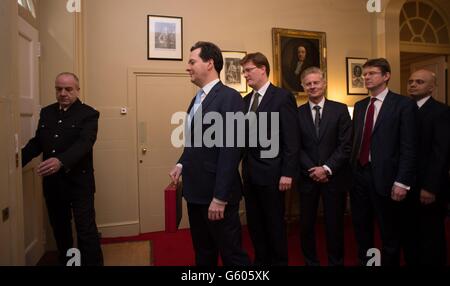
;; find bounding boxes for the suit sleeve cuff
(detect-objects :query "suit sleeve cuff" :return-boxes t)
[323,165,332,176]
[394,181,410,190]
[212,198,228,205]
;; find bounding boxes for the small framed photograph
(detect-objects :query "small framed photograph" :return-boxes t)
[147,15,183,60]
[272,28,327,98]
[220,51,247,93]
[346,57,368,95]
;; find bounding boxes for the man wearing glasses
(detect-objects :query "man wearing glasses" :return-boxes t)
[240,52,299,265]
[350,58,417,266]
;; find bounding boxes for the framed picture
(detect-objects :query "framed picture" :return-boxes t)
[220,51,247,93]
[346,57,368,95]
[147,15,183,60]
[272,28,327,98]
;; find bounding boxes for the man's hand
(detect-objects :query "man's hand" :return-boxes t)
[37,158,62,177]
[279,176,293,192]
[169,165,182,185]
[420,189,435,205]
[208,200,226,221]
[308,167,328,183]
[391,185,408,201]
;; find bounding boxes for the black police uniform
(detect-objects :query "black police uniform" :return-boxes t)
[22,99,103,265]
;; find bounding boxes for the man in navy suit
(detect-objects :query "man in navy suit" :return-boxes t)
[350,58,417,266]
[240,52,299,265]
[169,41,249,266]
[297,67,352,266]
[405,69,450,265]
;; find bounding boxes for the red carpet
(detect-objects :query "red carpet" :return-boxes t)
[102,215,450,266]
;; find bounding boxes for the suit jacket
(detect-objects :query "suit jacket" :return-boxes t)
[415,97,450,200]
[178,81,244,205]
[242,83,299,186]
[297,99,352,192]
[22,99,99,198]
[351,90,418,196]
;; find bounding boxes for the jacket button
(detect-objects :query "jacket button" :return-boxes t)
[82,170,86,174]
[54,134,59,138]
[52,150,56,154]
[58,120,62,124]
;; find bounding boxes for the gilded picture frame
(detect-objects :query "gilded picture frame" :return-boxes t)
[272,28,327,99]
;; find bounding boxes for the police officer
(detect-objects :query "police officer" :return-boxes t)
[22,72,103,266]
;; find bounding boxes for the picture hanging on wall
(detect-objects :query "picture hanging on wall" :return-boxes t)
[220,51,247,93]
[148,15,183,60]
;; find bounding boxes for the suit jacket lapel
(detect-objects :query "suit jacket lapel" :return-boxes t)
[256,83,276,112]
[354,97,370,148]
[200,81,221,113]
[373,91,394,134]
[318,100,330,141]
[301,104,318,142]
[418,96,434,116]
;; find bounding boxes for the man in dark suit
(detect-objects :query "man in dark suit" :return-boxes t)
[297,67,352,266]
[22,72,103,266]
[406,69,450,265]
[169,41,249,266]
[240,52,299,265]
[350,58,417,266]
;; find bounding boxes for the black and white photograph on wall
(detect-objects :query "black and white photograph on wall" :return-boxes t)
[148,15,182,60]
[155,22,176,49]
[220,51,247,93]
[346,57,368,95]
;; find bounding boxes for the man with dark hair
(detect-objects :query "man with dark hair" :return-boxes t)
[297,67,352,266]
[240,52,299,265]
[350,58,417,266]
[169,41,249,266]
[22,72,103,266]
[406,69,450,265]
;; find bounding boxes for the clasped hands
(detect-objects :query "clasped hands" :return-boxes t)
[308,166,329,183]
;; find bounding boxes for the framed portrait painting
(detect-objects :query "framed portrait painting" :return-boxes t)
[346,57,368,95]
[220,51,247,93]
[147,15,183,60]
[272,28,327,98]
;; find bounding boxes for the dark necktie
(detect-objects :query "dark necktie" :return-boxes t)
[359,97,377,166]
[313,105,321,138]
[250,92,260,112]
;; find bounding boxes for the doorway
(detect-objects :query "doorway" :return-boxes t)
[18,16,45,266]
[135,71,195,233]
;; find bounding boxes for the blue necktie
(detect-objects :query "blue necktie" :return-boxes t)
[188,89,203,127]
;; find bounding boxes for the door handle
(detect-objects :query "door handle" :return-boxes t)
[142,147,147,154]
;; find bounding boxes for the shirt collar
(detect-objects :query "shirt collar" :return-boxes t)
[417,95,431,108]
[254,81,271,97]
[308,96,325,111]
[201,79,220,96]
[370,87,389,102]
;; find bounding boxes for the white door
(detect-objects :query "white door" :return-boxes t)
[18,17,45,266]
[136,72,195,233]
[411,56,447,103]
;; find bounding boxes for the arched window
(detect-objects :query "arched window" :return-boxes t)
[400,0,449,44]
[17,0,36,18]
